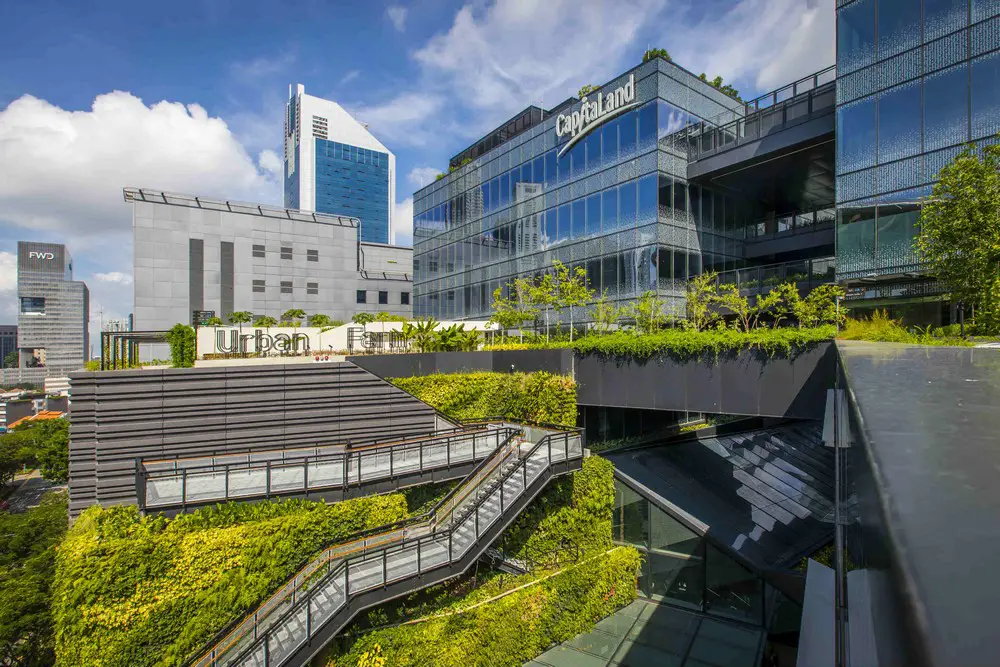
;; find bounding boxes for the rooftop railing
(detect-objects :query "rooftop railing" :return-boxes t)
[188,423,583,667]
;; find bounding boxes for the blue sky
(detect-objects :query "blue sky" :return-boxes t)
[0,0,834,339]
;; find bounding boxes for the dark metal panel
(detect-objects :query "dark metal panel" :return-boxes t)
[220,241,234,322]
[189,238,204,315]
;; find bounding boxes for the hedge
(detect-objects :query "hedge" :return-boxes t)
[485,325,836,359]
[499,456,614,566]
[325,547,641,667]
[165,324,196,368]
[389,372,576,426]
[53,495,410,667]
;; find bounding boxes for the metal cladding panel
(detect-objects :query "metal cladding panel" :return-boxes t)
[346,349,573,379]
[66,362,436,517]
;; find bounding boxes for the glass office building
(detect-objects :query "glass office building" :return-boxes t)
[285,84,396,245]
[836,0,1000,323]
[412,56,839,321]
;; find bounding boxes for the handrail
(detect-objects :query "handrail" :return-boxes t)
[188,427,583,667]
[185,427,525,664]
[140,425,519,510]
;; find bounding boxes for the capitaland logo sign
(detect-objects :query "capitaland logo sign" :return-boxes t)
[29,251,55,260]
[555,74,637,158]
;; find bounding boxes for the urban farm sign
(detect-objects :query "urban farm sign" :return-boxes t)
[556,74,637,157]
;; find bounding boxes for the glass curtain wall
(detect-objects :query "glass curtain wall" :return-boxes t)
[613,479,765,625]
[835,0,1000,281]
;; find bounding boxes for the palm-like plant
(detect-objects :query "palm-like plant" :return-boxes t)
[206,316,224,327]
[308,313,333,328]
[254,315,277,327]
[403,318,438,352]
[228,311,253,335]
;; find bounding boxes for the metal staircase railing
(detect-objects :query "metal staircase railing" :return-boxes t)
[187,425,583,667]
[138,425,517,511]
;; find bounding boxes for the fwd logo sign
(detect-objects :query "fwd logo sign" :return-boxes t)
[29,252,55,260]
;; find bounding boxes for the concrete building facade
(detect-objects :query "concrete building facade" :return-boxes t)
[128,188,411,339]
[16,241,89,371]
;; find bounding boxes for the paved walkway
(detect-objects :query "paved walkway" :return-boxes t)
[525,599,762,667]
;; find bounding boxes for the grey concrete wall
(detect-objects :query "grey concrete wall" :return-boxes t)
[347,349,574,379]
[67,362,437,517]
[575,342,835,419]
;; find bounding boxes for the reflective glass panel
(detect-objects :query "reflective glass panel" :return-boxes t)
[878,81,922,163]
[837,97,877,172]
[972,51,1000,140]
[638,101,657,152]
[558,204,571,242]
[558,149,571,184]
[973,0,1000,22]
[638,174,658,226]
[925,0,970,41]
[658,99,694,140]
[876,203,921,271]
[571,141,586,179]
[544,150,557,189]
[586,194,601,236]
[924,63,969,151]
[837,0,876,73]
[572,200,585,239]
[499,173,510,208]
[705,543,761,623]
[648,543,705,610]
[620,180,637,230]
[620,110,638,159]
[602,255,618,296]
[603,187,619,231]
[602,116,620,165]
[837,206,877,276]
[878,0,923,59]
[586,131,602,172]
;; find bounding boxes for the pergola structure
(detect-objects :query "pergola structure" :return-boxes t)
[100,331,171,370]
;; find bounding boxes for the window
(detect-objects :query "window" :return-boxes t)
[356,290,367,304]
[280,246,293,260]
[877,0,922,60]
[378,291,388,305]
[972,51,1000,141]
[307,249,319,262]
[252,279,265,293]
[20,297,45,314]
[837,0,875,74]
[401,291,410,305]
[307,282,319,295]
[924,64,969,152]
[837,97,877,173]
[280,281,293,294]
[878,81,921,163]
[252,244,265,258]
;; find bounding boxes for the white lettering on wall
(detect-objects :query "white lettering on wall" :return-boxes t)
[29,252,55,260]
[555,74,637,157]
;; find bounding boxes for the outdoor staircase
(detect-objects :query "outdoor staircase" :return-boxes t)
[186,422,583,667]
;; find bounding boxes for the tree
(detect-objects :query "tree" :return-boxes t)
[553,260,595,341]
[630,291,668,335]
[352,312,376,332]
[253,315,278,327]
[0,491,67,667]
[698,73,742,101]
[489,278,538,342]
[4,420,70,484]
[590,293,625,334]
[756,282,801,328]
[530,273,558,342]
[3,350,17,369]
[685,272,721,331]
[916,141,1000,333]
[165,323,196,367]
[308,313,333,328]
[205,316,224,327]
[578,84,599,98]
[795,284,846,328]
[228,311,253,337]
[281,309,306,326]
[642,48,671,63]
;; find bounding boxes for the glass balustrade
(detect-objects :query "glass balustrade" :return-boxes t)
[144,428,517,509]
[192,430,583,667]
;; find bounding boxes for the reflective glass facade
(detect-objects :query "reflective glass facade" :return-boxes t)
[836,0,1000,281]
[412,59,774,320]
[315,139,390,244]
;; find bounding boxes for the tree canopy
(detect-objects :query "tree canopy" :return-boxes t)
[916,141,1000,333]
[642,48,671,63]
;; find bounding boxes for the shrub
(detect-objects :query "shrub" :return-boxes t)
[389,372,576,426]
[571,325,835,359]
[839,310,972,346]
[0,491,67,666]
[165,324,196,368]
[499,456,614,566]
[324,546,640,667]
[53,495,410,667]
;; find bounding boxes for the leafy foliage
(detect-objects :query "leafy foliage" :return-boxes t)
[352,313,376,328]
[0,491,68,667]
[500,456,614,566]
[916,140,1000,333]
[390,372,577,426]
[324,547,640,667]
[3,350,17,369]
[589,293,627,334]
[577,84,599,98]
[401,320,480,352]
[838,310,973,345]
[698,72,742,101]
[642,47,671,63]
[571,325,835,359]
[0,418,70,485]
[164,324,196,368]
[52,495,411,667]
[629,290,668,334]
[227,311,253,328]
[308,314,335,327]
[204,317,224,326]
[374,312,408,322]
[253,315,278,327]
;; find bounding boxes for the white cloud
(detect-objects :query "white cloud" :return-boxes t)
[257,148,283,180]
[394,198,413,247]
[340,70,361,85]
[350,92,446,147]
[387,6,408,32]
[407,166,441,188]
[229,51,296,82]
[93,271,133,285]
[668,0,835,95]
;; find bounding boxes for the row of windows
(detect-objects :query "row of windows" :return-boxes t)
[316,139,389,168]
[838,50,1000,175]
[414,100,701,226]
[838,0,1000,74]
[253,280,320,295]
[356,290,410,305]
[252,245,321,261]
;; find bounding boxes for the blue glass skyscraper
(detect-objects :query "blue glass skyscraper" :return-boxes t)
[284,84,396,245]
